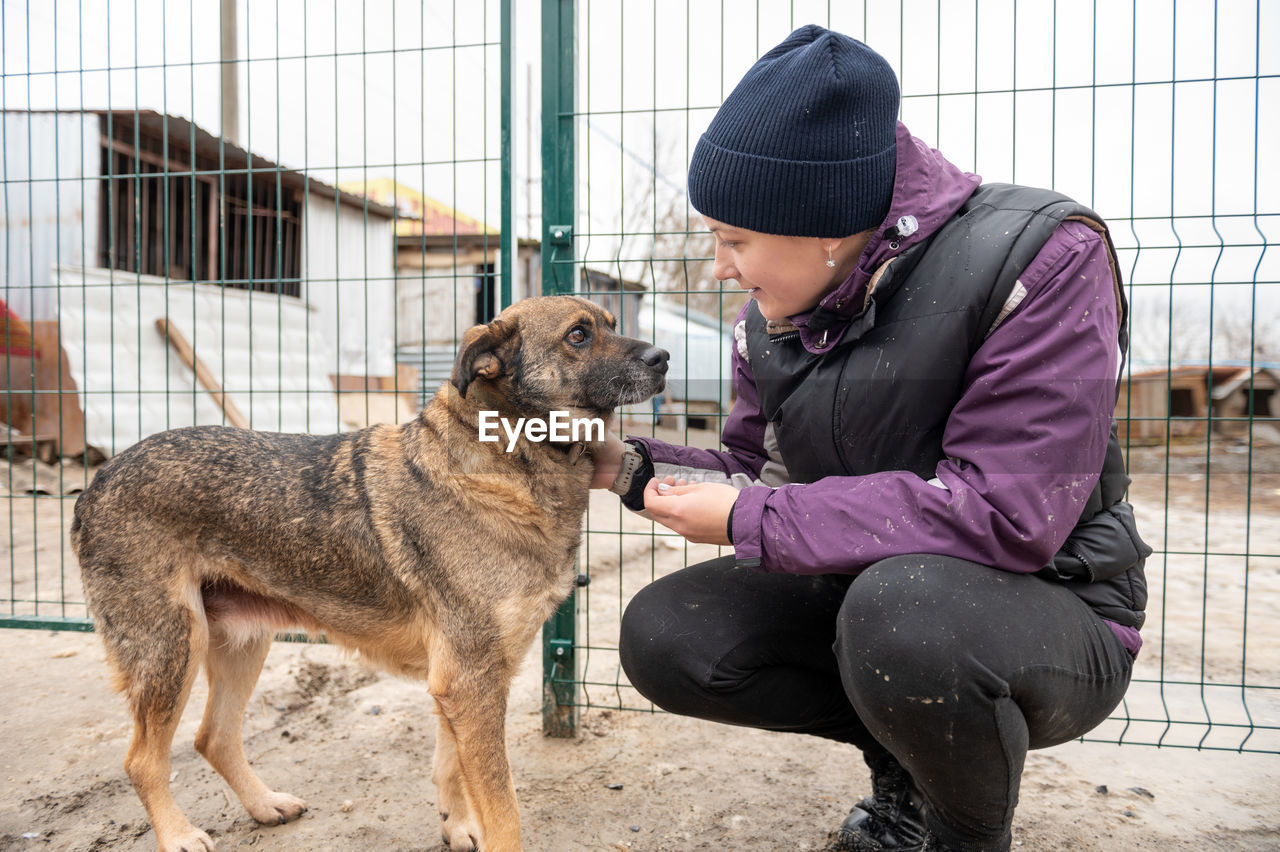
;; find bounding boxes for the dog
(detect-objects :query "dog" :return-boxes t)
[71,295,668,852]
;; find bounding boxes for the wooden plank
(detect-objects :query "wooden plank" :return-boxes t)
[31,321,87,459]
[154,318,250,429]
[0,354,36,434]
[206,183,218,280]
[101,133,193,176]
[395,248,498,270]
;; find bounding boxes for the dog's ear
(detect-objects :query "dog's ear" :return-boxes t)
[451,319,516,398]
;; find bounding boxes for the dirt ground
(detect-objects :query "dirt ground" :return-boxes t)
[2,433,1279,851]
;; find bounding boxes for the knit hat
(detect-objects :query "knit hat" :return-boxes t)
[687,25,900,238]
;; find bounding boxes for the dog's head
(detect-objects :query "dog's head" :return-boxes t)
[451,295,668,419]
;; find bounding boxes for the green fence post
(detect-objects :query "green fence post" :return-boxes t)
[541,0,576,296]
[540,0,578,738]
[499,0,514,310]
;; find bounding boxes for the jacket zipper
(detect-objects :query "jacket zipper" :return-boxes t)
[1061,543,1096,583]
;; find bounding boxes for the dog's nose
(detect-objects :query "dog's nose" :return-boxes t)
[641,346,669,373]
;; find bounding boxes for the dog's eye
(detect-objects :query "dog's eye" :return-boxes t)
[565,326,590,346]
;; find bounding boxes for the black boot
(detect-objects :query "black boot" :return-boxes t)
[827,763,927,852]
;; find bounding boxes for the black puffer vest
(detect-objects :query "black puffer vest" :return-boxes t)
[745,183,1150,630]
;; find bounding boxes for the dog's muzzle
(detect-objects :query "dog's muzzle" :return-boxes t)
[640,346,670,376]
[605,344,669,408]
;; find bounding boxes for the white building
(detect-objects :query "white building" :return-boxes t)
[341,178,541,405]
[577,267,733,429]
[1,110,397,453]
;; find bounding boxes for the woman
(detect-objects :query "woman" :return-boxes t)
[591,25,1149,852]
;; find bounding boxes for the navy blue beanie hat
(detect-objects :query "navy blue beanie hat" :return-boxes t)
[688,25,900,238]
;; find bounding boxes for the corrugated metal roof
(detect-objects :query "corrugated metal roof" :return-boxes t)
[4,109,398,220]
[1128,364,1252,383]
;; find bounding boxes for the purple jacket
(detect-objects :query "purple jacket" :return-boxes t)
[631,123,1139,655]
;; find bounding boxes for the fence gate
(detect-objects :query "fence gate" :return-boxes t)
[2,1,1277,757]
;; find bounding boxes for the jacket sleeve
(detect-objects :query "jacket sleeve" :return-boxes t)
[730,220,1121,575]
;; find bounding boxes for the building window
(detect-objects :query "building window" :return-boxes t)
[579,268,642,339]
[97,114,302,297]
[475,264,497,324]
[1245,387,1274,418]
[1169,387,1197,418]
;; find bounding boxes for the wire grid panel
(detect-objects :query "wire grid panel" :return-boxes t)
[2,0,1278,756]
[560,1,1280,754]
[1,1,510,628]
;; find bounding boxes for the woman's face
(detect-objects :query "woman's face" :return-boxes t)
[705,216,870,321]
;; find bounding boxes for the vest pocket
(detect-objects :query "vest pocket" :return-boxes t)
[1042,499,1152,584]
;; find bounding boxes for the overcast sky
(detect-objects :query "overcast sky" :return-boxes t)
[4,0,1277,363]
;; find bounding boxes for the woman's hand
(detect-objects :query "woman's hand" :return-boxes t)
[643,476,739,546]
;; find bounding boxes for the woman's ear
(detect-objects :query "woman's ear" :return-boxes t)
[831,228,878,265]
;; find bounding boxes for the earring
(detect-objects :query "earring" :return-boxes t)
[826,247,836,268]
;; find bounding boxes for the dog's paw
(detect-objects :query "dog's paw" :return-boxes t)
[442,815,480,852]
[244,790,308,825]
[157,826,216,852]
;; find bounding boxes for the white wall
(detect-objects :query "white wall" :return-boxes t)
[56,265,340,455]
[639,298,732,408]
[395,267,478,349]
[301,197,397,377]
[0,112,100,321]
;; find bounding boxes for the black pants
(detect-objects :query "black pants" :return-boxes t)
[619,554,1133,852]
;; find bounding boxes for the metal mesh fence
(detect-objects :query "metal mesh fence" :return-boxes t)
[2,1,1277,755]
[2,0,512,627]
[554,1,1280,754]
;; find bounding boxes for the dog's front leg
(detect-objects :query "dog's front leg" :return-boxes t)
[430,684,521,852]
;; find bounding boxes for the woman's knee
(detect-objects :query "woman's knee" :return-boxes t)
[834,555,974,700]
[618,578,678,697]
[619,563,735,707]
[837,554,961,634]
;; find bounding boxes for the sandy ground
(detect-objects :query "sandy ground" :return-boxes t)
[2,433,1279,850]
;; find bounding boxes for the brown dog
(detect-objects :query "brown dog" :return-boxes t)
[71,295,668,852]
